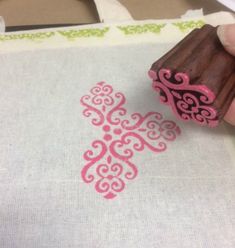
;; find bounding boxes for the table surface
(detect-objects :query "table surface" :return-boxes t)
[0,0,231,27]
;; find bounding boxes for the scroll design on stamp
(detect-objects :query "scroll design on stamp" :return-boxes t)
[149,69,219,127]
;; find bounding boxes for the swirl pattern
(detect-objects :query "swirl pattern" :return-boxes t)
[81,82,181,199]
[149,69,219,127]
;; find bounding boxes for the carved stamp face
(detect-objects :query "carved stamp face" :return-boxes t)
[149,69,219,127]
[80,82,181,199]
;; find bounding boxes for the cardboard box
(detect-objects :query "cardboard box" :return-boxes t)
[0,0,230,27]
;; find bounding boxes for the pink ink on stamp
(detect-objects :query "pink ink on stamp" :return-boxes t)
[149,24,235,127]
[80,82,180,199]
[149,69,218,127]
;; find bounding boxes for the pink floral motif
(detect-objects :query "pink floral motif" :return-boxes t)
[81,82,181,199]
[149,69,219,127]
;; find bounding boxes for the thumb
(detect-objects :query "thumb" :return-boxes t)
[217,24,235,126]
[217,24,235,56]
[224,99,235,126]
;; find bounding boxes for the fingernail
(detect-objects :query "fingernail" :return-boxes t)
[217,24,235,47]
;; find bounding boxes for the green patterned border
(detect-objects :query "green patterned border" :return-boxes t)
[0,32,55,42]
[173,20,205,32]
[0,27,110,42]
[0,20,205,43]
[117,24,166,35]
[58,27,110,41]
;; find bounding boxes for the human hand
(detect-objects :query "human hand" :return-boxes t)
[217,24,235,126]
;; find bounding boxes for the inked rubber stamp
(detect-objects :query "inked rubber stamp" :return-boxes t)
[149,24,235,127]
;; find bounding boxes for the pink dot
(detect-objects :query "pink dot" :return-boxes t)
[107,175,113,180]
[114,128,122,135]
[104,134,112,141]
[103,125,111,132]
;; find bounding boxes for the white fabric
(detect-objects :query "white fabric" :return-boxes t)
[0,16,5,33]
[205,11,235,25]
[0,42,235,248]
[181,9,204,18]
[93,0,133,22]
[1,12,235,54]
[0,11,235,248]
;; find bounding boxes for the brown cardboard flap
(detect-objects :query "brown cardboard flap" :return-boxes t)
[0,0,99,26]
[120,0,229,20]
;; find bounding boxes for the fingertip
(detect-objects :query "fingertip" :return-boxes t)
[224,99,235,126]
[217,24,235,56]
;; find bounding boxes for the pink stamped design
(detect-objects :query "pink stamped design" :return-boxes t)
[149,69,219,127]
[80,82,181,199]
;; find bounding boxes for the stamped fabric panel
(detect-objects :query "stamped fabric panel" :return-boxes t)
[81,82,180,199]
[0,42,234,247]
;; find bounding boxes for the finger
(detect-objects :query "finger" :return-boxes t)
[217,24,235,55]
[224,99,235,126]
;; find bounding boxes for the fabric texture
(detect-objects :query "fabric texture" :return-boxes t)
[0,11,235,248]
[0,16,5,33]
[94,0,133,22]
